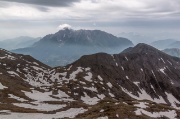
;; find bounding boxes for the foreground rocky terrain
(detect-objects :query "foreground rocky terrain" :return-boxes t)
[0,43,180,119]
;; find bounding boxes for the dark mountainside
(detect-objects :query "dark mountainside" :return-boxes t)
[12,28,133,67]
[0,43,180,119]
[70,43,180,102]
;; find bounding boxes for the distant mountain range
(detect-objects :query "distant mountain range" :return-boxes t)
[0,36,41,50]
[169,41,180,48]
[150,39,180,49]
[13,28,133,66]
[163,48,180,57]
[0,43,179,118]
[118,32,157,44]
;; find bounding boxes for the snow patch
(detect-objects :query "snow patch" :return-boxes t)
[8,94,27,102]
[100,109,104,112]
[121,66,124,70]
[97,94,105,99]
[0,108,87,119]
[53,90,70,99]
[83,87,98,93]
[23,90,72,102]
[107,82,113,88]
[116,63,118,66]
[121,87,166,104]
[133,82,140,86]
[67,65,72,70]
[159,67,166,75]
[7,71,19,77]
[84,72,93,82]
[0,82,7,89]
[98,75,103,81]
[33,62,39,66]
[161,58,165,63]
[97,116,108,119]
[70,67,83,80]
[134,102,148,109]
[167,60,172,65]
[109,92,115,97]
[125,56,128,61]
[81,92,99,105]
[135,109,177,119]
[165,92,180,109]
[13,103,66,111]
[150,85,156,93]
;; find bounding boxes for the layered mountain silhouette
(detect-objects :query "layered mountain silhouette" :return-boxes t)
[150,39,178,49]
[168,41,180,49]
[150,39,180,51]
[163,48,180,58]
[0,43,180,119]
[0,36,40,50]
[13,28,133,67]
[118,32,158,45]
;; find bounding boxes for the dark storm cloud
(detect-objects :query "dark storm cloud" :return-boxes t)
[0,0,81,7]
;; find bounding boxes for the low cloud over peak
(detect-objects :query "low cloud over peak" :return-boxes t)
[58,24,72,30]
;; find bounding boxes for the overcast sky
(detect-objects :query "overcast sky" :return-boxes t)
[0,0,180,43]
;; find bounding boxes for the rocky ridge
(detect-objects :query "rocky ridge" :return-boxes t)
[0,44,180,119]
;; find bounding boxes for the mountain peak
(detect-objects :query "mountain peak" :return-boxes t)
[34,29,133,48]
[122,43,161,54]
[14,29,133,66]
[134,43,157,51]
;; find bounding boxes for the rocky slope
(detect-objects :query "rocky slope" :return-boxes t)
[13,28,133,67]
[0,44,180,119]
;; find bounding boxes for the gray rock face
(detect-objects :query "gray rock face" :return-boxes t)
[13,29,133,67]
